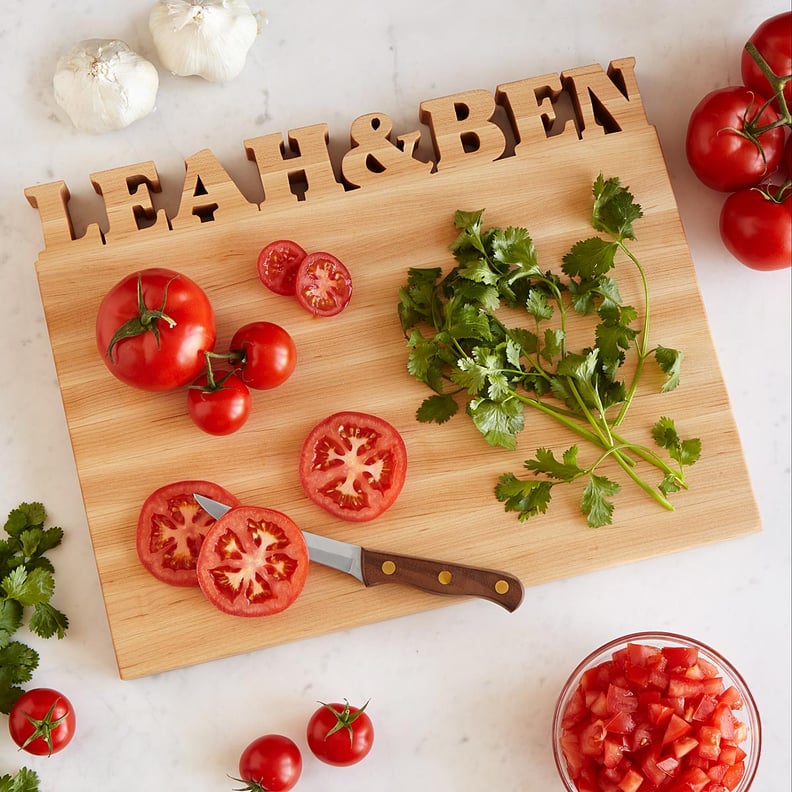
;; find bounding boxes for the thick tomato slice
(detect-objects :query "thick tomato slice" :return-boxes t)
[196,506,308,617]
[137,480,241,587]
[294,251,353,317]
[257,239,306,296]
[299,411,407,522]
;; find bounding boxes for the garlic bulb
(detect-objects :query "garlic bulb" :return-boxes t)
[53,39,159,134]
[149,0,260,83]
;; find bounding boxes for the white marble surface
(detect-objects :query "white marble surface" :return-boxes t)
[1,1,789,789]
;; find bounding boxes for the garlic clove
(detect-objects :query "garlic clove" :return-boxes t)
[53,39,159,134]
[149,0,260,83]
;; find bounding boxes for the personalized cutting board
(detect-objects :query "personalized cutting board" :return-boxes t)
[26,58,760,679]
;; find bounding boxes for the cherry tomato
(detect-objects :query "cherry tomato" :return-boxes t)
[306,700,374,767]
[719,184,792,271]
[230,321,297,390]
[741,12,792,108]
[295,251,353,317]
[299,411,408,522]
[137,480,241,586]
[257,239,307,296]
[196,506,309,617]
[237,734,302,792]
[686,86,785,191]
[96,268,216,391]
[557,642,751,792]
[187,369,252,435]
[8,688,76,756]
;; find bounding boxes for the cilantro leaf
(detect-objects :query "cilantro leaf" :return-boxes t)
[495,473,553,520]
[655,346,683,392]
[4,503,47,538]
[581,474,621,527]
[651,417,702,467]
[416,394,458,425]
[468,397,524,450]
[591,174,643,241]
[29,602,70,640]
[525,446,583,481]
[562,236,618,279]
[0,767,41,792]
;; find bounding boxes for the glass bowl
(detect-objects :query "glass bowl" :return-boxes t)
[552,631,761,792]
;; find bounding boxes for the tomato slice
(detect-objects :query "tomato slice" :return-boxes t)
[299,411,408,522]
[196,505,308,617]
[137,480,241,586]
[257,239,306,296]
[294,251,353,317]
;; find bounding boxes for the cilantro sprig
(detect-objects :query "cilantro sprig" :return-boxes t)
[398,175,701,527]
[1,502,69,714]
[0,768,40,792]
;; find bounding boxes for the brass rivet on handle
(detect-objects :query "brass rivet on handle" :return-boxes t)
[494,579,510,595]
[381,560,397,575]
[437,570,452,585]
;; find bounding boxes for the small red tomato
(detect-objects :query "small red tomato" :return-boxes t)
[237,734,302,791]
[719,184,792,271]
[257,239,307,296]
[306,700,374,767]
[741,12,792,108]
[8,688,76,756]
[295,251,353,317]
[686,86,785,191]
[230,321,297,390]
[187,369,251,435]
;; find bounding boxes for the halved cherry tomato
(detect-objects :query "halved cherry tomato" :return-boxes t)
[187,369,252,435]
[558,641,753,792]
[230,321,297,390]
[136,480,241,586]
[196,505,309,617]
[295,251,353,317]
[8,688,76,756]
[257,239,307,296]
[299,411,407,522]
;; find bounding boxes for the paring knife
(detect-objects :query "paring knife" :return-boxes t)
[194,493,524,612]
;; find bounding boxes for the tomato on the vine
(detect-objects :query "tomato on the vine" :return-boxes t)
[8,688,76,756]
[187,369,251,435]
[237,734,302,792]
[299,411,408,522]
[230,321,297,390]
[137,480,241,586]
[196,505,309,617]
[257,239,307,296]
[96,268,216,391]
[295,251,353,317]
[306,699,374,766]
[685,86,785,191]
[719,184,792,271]
[741,12,792,108]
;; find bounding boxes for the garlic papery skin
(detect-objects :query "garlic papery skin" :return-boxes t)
[53,39,159,134]
[149,0,259,83]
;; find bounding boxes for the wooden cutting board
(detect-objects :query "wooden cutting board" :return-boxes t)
[26,58,760,679]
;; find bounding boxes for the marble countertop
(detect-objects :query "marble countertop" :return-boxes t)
[0,1,789,789]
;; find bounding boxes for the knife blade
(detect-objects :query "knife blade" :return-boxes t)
[194,493,523,612]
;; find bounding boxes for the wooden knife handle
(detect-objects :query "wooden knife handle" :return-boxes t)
[360,548,524,612]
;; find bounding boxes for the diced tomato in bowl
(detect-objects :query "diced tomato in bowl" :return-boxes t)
[552,632,761,792]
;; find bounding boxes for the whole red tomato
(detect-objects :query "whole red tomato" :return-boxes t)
[719,184,792,271]
[306,700,374,766]
[230,321,297,390]
[237,734,302,791]
[8,688,76,756]
[686,86,785,191]
[741,12,792,108]
[96,268,216,391]
[187,369,251,435]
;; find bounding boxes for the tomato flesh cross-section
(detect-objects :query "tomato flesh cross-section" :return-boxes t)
[299,411,407,522]
[294,251,353,317]
[196,505,309,617]
[136,480,241,587]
